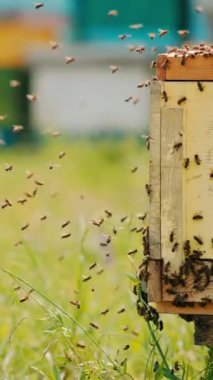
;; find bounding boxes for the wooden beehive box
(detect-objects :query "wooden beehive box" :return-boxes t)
[148,45,213,317]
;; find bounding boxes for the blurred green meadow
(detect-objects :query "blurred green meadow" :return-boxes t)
[0,138,208,379]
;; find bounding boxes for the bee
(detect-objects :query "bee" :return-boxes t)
[92,218,104,227]
[195,6,203,13]
[117,307,126,314]
[197,81,204,91]
[12,125,24,133]
[158,320,164,331]
[52,131,61,137]
[26,170,34,179]
[107,10,118,16]
[21,223,29,231]
[210,170,213,179]
[59,151,66,159]
[161,59,169,69]
[148,33,156,39]
[50,40,59,50]
[164,261,171,273]
[127,249,138,256]
[131,166,138,173]
[0,114,7,121]
[26,94,37,102]
[193,213,203,220]
[125,96,133,102]
[180,53,186,65]
[32,188,37,197]
[61,220,70,229]
[76,341,86,349]
[172,293,188,307]
[70,300,80,309]
[10,80,21,88]
[34,180,44,186]
[109,65,119,74]
[173,142,182,151]
[169,231,175,242]
[150,60,157,68]
[5,164,13,171]
[17,198,27,205]
[89,262,97,270]
[172,242,179,252]
[138,213,147,221]
[130,227,137,232]
[145,184,152,196]
[183,240,191,256]
[90,322,99,329]
[183,158,190,169]
[159,29,169,37]
[97,268,104,275]
[65,56,75,64]
[61,233,71,239]
[177,96,187,105]
[193,235,203,245]
[100,308,109,315]
[121,216,128,223]
[40,215,47,221]
[112,227,117,235]
[123,344,130,350]
[104,210,112,218]
[129,23,143,30]
[194,154,201,165]
[14,241,23,247]
[153,361,159,372]
[162,90,168,102]
[178,30,189,38]
[34,2,44,9]
[82,275,91,282]
[20,295,29,303]
[118,34,132,40]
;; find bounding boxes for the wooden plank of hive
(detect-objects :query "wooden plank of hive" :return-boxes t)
[155,302,213,315]
[147,259,162,302]
[157,54,213,81]
[149,81,161,259]
[161,105,184,272]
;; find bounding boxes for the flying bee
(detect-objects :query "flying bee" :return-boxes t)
[178,30,189,38]
[210,170,213,179]
[131,166,138,173]
[70,300,80,309]
[76,341,86,349]
[121,216,128,223]
[61,220,70,229]
[118,34,132,40]
[197,81,204,91]
[65,56,75,64]
[104,209,112,218]
[161,59,169,69]
[112,227,117,235]
[193,235,203,245]
[89,262,97,270]
[193,213,203,220]
[100,308,109,315]
[177,96,187,105]
[123,344,130,350]
[12,125,24,133]
[159,29,169,37]
[138,213,147,221]
[21,223,29,231]
[148,33,156,39]
[17,198,27,205]
[10,80,21,88]
[0,114,7,121]
[92,218,104,227]
[129,23,143,30]
[117,307,126,314]
[109,65,119,74]
[50,40,59,50]
[59,151,66,159]
[26,94,38,102]
[97,268,104,275]
[153,361,159,372]
[127,249,138,256]
[5,163,13,171]
[34,2,44,9]
[20,295,29,303]
[172,242,179,252]
[90,322,99,329]
[82,275,91,282]
[158,320,163,331]
[194,154,201,165]
[34,180,44,186]
[164,261,171,273]
[61,233,71,239]
[162,90,168,102]
[26,170,34,179]
[108,9,118,16]
[40,215,47,221]
[183,158,190,169]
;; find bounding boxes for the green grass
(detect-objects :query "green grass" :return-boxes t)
[0,137,208,379]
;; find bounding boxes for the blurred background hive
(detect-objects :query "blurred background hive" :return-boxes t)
[0,0,211,141]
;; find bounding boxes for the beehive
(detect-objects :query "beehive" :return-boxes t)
[148,45,213,318]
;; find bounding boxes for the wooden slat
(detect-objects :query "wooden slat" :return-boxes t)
[155,301,213,315]
[147,260,162,302]
[149,81,161,259]
[157,54,213,81]
[161,106,184,272]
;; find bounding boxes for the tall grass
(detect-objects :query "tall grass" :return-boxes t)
[0,138,208,379]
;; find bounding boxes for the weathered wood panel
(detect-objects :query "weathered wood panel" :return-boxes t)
[156,302,213,315]
[147,260,162,302]
[149,81,161,259]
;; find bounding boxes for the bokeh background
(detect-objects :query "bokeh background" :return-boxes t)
[0,0,211,142]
